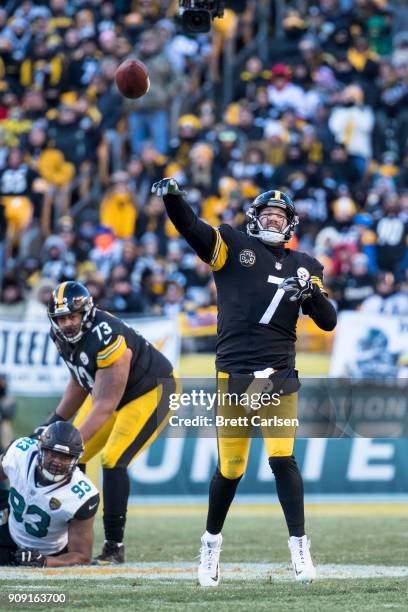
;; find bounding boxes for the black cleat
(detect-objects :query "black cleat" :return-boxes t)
[94,540,125,565]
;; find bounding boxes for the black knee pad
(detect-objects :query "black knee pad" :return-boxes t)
[268,455,299,476]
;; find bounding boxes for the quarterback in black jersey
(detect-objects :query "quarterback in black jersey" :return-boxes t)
[43,281,175,564]
[152,178,336,586]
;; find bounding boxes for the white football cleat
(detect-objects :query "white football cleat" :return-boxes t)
[288,535,316,583]
[198,532,222,587]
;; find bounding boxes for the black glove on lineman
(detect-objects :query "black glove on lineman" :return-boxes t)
[151,177,186,197]
[29,412,66,440]
[280,276,320,303]
[14,549,47,568]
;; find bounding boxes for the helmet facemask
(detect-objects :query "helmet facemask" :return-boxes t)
[38,447,80,484]
[48,285,95,344]
[37,422,84,485]
[247,191,299,245]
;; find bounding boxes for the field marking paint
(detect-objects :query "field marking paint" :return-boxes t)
[125,503,408,517]
[1,563,407,582]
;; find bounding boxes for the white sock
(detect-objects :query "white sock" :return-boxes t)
[203,530,221,542]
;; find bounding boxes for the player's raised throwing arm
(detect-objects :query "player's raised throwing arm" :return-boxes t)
[152,178,218,264]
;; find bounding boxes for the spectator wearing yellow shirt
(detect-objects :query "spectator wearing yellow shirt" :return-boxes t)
[100,171,138,240]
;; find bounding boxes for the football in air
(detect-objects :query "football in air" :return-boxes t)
[115,58,150,99]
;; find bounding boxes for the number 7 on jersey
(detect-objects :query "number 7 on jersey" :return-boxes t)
[259,275,285,324]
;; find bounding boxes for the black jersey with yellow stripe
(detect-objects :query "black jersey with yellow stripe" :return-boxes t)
[51,310,173,408]
[209,224,326,373]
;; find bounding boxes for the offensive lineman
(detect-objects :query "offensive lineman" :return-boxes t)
[42,281,176,564]
[152,178,337,585]
[0,422,99,567]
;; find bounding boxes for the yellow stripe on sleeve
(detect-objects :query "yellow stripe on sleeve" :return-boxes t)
[96,336,127,368]
[210,229,228,272]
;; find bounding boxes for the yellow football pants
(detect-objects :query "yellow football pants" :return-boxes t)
[73,376,178,468]
[216,372,298,479]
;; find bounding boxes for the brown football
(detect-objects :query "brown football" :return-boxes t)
[115,59,150,99]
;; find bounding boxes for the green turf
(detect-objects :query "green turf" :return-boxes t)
[91,512,407,566]
[0,511,406,611]
[1,579,407,612]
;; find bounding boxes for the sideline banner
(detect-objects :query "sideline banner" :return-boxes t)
[128,437,408,496]
[0,317,180,395]
[330,312,408,378]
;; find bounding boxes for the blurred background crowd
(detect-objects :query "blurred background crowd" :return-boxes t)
[0,0,407,325]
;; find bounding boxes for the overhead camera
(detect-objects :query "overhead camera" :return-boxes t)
[179,1,225,34]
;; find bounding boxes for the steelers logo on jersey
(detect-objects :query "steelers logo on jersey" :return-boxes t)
[80,352,89,365]
[239,249,256,267]
[297,267,310,282]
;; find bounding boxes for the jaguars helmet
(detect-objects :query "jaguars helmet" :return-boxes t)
[38,422,84,484]
[246,189,299,245]
[48,281,95,343]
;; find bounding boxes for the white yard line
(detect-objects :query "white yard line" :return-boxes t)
[1,563,408,582]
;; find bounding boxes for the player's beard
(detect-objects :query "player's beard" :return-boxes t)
[60,323,81,339]
[38,453,74,483]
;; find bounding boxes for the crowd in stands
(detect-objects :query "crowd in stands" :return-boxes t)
[0,0,407,324]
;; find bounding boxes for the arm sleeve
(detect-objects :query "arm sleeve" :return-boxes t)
[163,193,217,263]
[73,493,100,520]
[301,259,337,331]
[302,292,337,331]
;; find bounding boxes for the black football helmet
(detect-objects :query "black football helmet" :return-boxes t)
[48,281,95,343]
[246,189,299,244]
[38,422,84,484]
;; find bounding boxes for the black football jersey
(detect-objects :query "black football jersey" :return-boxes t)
[212,224,325,373]
[51,310,173,408]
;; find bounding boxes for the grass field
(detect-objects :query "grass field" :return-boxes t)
[1,504,407,611]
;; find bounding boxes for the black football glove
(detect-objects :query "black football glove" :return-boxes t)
[280,276,319,303]
[151,177,186,197]
[29,412,65,440]
[14,549,47,568]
